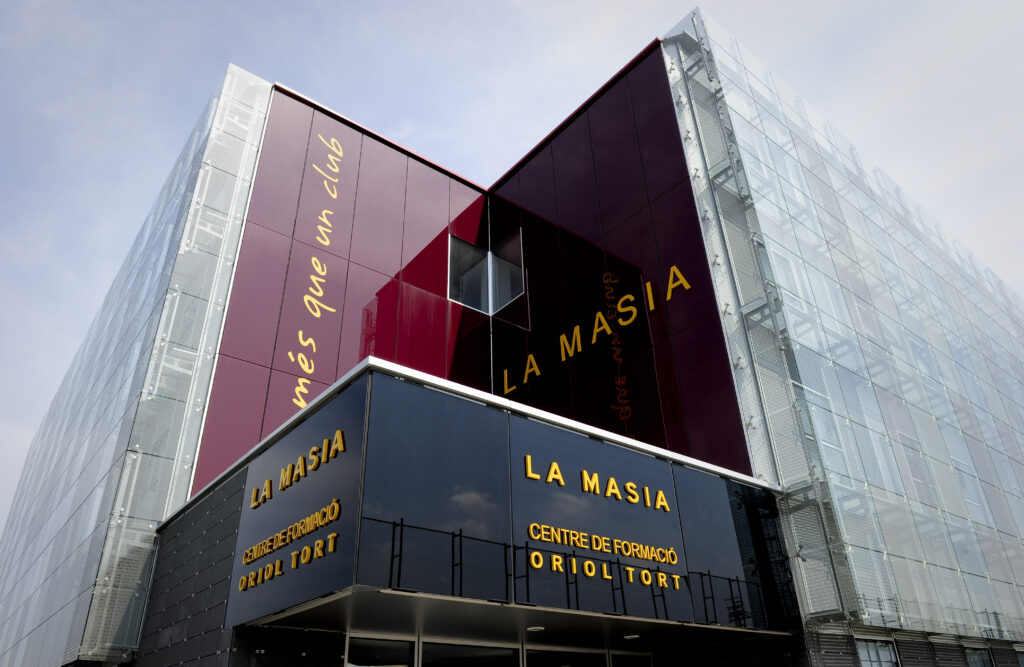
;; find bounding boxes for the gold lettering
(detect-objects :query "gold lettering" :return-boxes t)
[625,481,639,504]
[279,464,294,491]
[666,265,691,301]
[604,476,622,500]
[292,455,306,484]
[503,368,517,394]
[529,551,543,569]
[524,455,541,480]
[313,163,338,199]
[523,354,540,383]
[329,429,345,458]
[312,162,338,183]
[308,446,321,472]
[308,272,326,297]
[327,532,339,553]
[551,554,564,572]
[304,293,337,318]
[559,325,582,362]
[656,572,669,588]
[297,329,317,353]
[316,209,334,246]
[317,133,344,159]
[287,350,315,376]
[581,470,600,494]
[601,562,613,580]
[291,377,311,409]
[545,461,565,486]
[645,281,655,311]
[591,311,613,343]
[616,294,637,326]
[655,490,671,512]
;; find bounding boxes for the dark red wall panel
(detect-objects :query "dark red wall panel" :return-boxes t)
[193,356,271,492]
[218,223,290,366]
[350,138,408,276]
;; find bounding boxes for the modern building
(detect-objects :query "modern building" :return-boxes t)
[2,7,1024,667]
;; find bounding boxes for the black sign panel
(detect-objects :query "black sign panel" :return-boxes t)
[225,375,367,626]
[509,415,693,620]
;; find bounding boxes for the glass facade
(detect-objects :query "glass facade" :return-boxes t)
[0,66,271,664]
[665,6,1024,648]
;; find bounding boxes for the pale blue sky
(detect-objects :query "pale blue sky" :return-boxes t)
[1,1,1022,530]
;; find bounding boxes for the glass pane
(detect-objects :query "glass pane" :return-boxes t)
[449,236,488,312]
[526,650,606,667]
[347,638,413,667]
[422,643,518,667]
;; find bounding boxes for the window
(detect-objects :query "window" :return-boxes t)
[965,648,994,667]
[855,639,898,667]
[449,232,523,315]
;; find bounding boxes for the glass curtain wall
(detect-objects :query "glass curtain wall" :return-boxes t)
[665,8,1024,643]
[0,66,271,665]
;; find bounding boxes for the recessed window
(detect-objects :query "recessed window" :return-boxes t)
[855,639,898,667]
[449,231,524,315]
[965,647,994,667]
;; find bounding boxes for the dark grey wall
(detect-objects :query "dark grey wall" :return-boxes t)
[135,470,246,667]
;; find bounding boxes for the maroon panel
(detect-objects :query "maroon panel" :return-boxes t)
[402,161,451,280]
[396,283,448,377]
[271,240,347,385]
[400,230,448,298]
[672,321,751,475]
[337,262,399,376]
[628,49,688,201]
[515,145,558,223]
[654,338,686,454]
[493,175,519,213]
[450,180,483,223]
[602,208,661,280]
[648,181,718,336]
[446,302,490,390]
[218,224,291,366]
[603,208,669,345]
[589,78,648,232]
[246,92,313,236]
[350,137,408,275]
[192,356,271,494]
[450,192,486,244]
[293,112,364,261]
[261,369,330,439]
[551,114,601,242]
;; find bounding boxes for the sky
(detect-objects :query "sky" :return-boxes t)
[1,0,1022,532]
